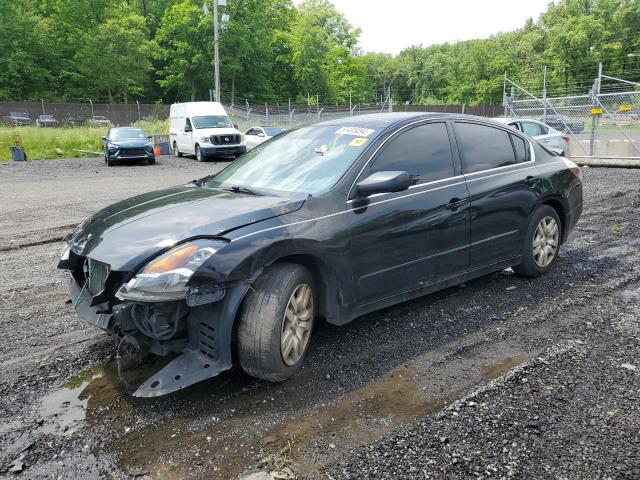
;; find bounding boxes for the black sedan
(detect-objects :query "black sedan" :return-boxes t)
[102,127,155,166]
[59,113,583,396]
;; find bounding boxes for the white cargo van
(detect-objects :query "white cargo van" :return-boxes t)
[169,102,246,161]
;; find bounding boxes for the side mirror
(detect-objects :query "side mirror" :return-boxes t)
[234,124,239,129]
[356,171,411,196]
[147,135,153,140]
[257,132,265,138]
[101,136,108,141]
[184,125,192,132]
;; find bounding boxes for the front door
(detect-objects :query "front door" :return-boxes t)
[348,121,470,304]
[180,118,194,154]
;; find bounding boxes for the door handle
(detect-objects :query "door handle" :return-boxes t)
[525,175,538,185]
[446,197,464,211]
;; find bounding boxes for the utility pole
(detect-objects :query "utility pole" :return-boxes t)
[212,0,220,102]
[349,90,352,115]
[589,61,603,157]
[542,66,547,123]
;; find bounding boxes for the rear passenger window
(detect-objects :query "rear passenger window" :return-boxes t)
[370,123,454,184]
[511,134,529,163]
[455,122,516,174]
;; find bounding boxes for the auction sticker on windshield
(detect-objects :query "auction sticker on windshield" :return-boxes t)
[336,127,375,137]
[348,137,368,147]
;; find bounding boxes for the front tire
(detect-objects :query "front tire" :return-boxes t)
[106,155,115,167]
[237,263,315,382]
[513,205,561,278]
[195,144,204,162]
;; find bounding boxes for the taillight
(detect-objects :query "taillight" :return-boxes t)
[561,135,570,144]
[561,157,582,180]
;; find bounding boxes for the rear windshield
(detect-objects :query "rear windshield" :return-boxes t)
[205,125,378,195]
[264,127,285,136]
[192,115,233,129]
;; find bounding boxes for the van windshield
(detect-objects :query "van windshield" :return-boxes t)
[192,115,233,129]
[204,125,377,195]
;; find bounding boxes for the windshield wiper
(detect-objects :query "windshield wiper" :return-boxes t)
[222,185,264,196]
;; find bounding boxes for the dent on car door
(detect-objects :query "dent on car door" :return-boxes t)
[348,122,470,304]
[453,121,540,270]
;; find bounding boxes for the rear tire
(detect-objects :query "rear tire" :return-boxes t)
[173,142,182,158]
[237,263,315,382]
[513,205,561,278]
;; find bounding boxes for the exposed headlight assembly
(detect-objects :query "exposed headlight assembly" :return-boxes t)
[116,239,226,302]
[201,136,211,143]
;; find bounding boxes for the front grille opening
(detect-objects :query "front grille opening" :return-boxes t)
[210,134,240,145]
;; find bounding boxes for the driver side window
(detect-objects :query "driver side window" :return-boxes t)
[369,122,455,185]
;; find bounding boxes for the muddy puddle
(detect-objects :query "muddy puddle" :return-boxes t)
[481,355,526,380]
[35,352,528,479]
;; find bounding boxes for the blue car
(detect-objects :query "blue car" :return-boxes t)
[102,127,155,166]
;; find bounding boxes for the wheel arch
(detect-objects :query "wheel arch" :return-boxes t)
[540,197,567,243]
[265,253,342,324]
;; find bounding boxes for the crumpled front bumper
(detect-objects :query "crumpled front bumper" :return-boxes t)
[68,275,111,330]
[67,273,249,397]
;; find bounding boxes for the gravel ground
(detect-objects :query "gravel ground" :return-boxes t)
[0,158,639,479]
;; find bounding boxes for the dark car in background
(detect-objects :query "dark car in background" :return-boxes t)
[542,115,585,134]
[36,114,59,127]
[4,112,32,126]
[59,113,583,397]
[102,127,155,166]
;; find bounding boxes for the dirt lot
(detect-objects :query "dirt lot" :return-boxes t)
[0,157,639,479]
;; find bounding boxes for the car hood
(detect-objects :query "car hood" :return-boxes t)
[110,139,152,148]
[195,127,241,136]
[69,185,306,271]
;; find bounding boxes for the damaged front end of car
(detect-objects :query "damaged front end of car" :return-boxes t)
[58,237,249,397]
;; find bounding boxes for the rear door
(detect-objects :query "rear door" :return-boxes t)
[348,121,470,304]
[452,121,539,271]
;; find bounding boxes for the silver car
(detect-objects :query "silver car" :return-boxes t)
[244,126,285,151]
[495,118,570,155]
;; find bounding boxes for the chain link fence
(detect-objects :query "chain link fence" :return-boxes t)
[504,71,640,160]
[0,101,170,127]
[0,99,501,131]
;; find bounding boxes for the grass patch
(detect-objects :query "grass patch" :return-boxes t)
[0,119,169,162]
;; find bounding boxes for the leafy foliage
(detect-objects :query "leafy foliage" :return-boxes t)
[0,0,638,105]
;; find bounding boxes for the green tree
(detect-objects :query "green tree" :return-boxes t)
[154,0,213,101]
[76,6,151,102]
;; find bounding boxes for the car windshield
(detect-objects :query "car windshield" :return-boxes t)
[110,129,146,140]
[264,127,285,136]
[205,125,377,195]
[11,112,27,117]
[192,115,233,129]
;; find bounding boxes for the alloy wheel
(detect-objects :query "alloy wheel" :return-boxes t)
[281,283,314,366]
[533,216,559,268]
